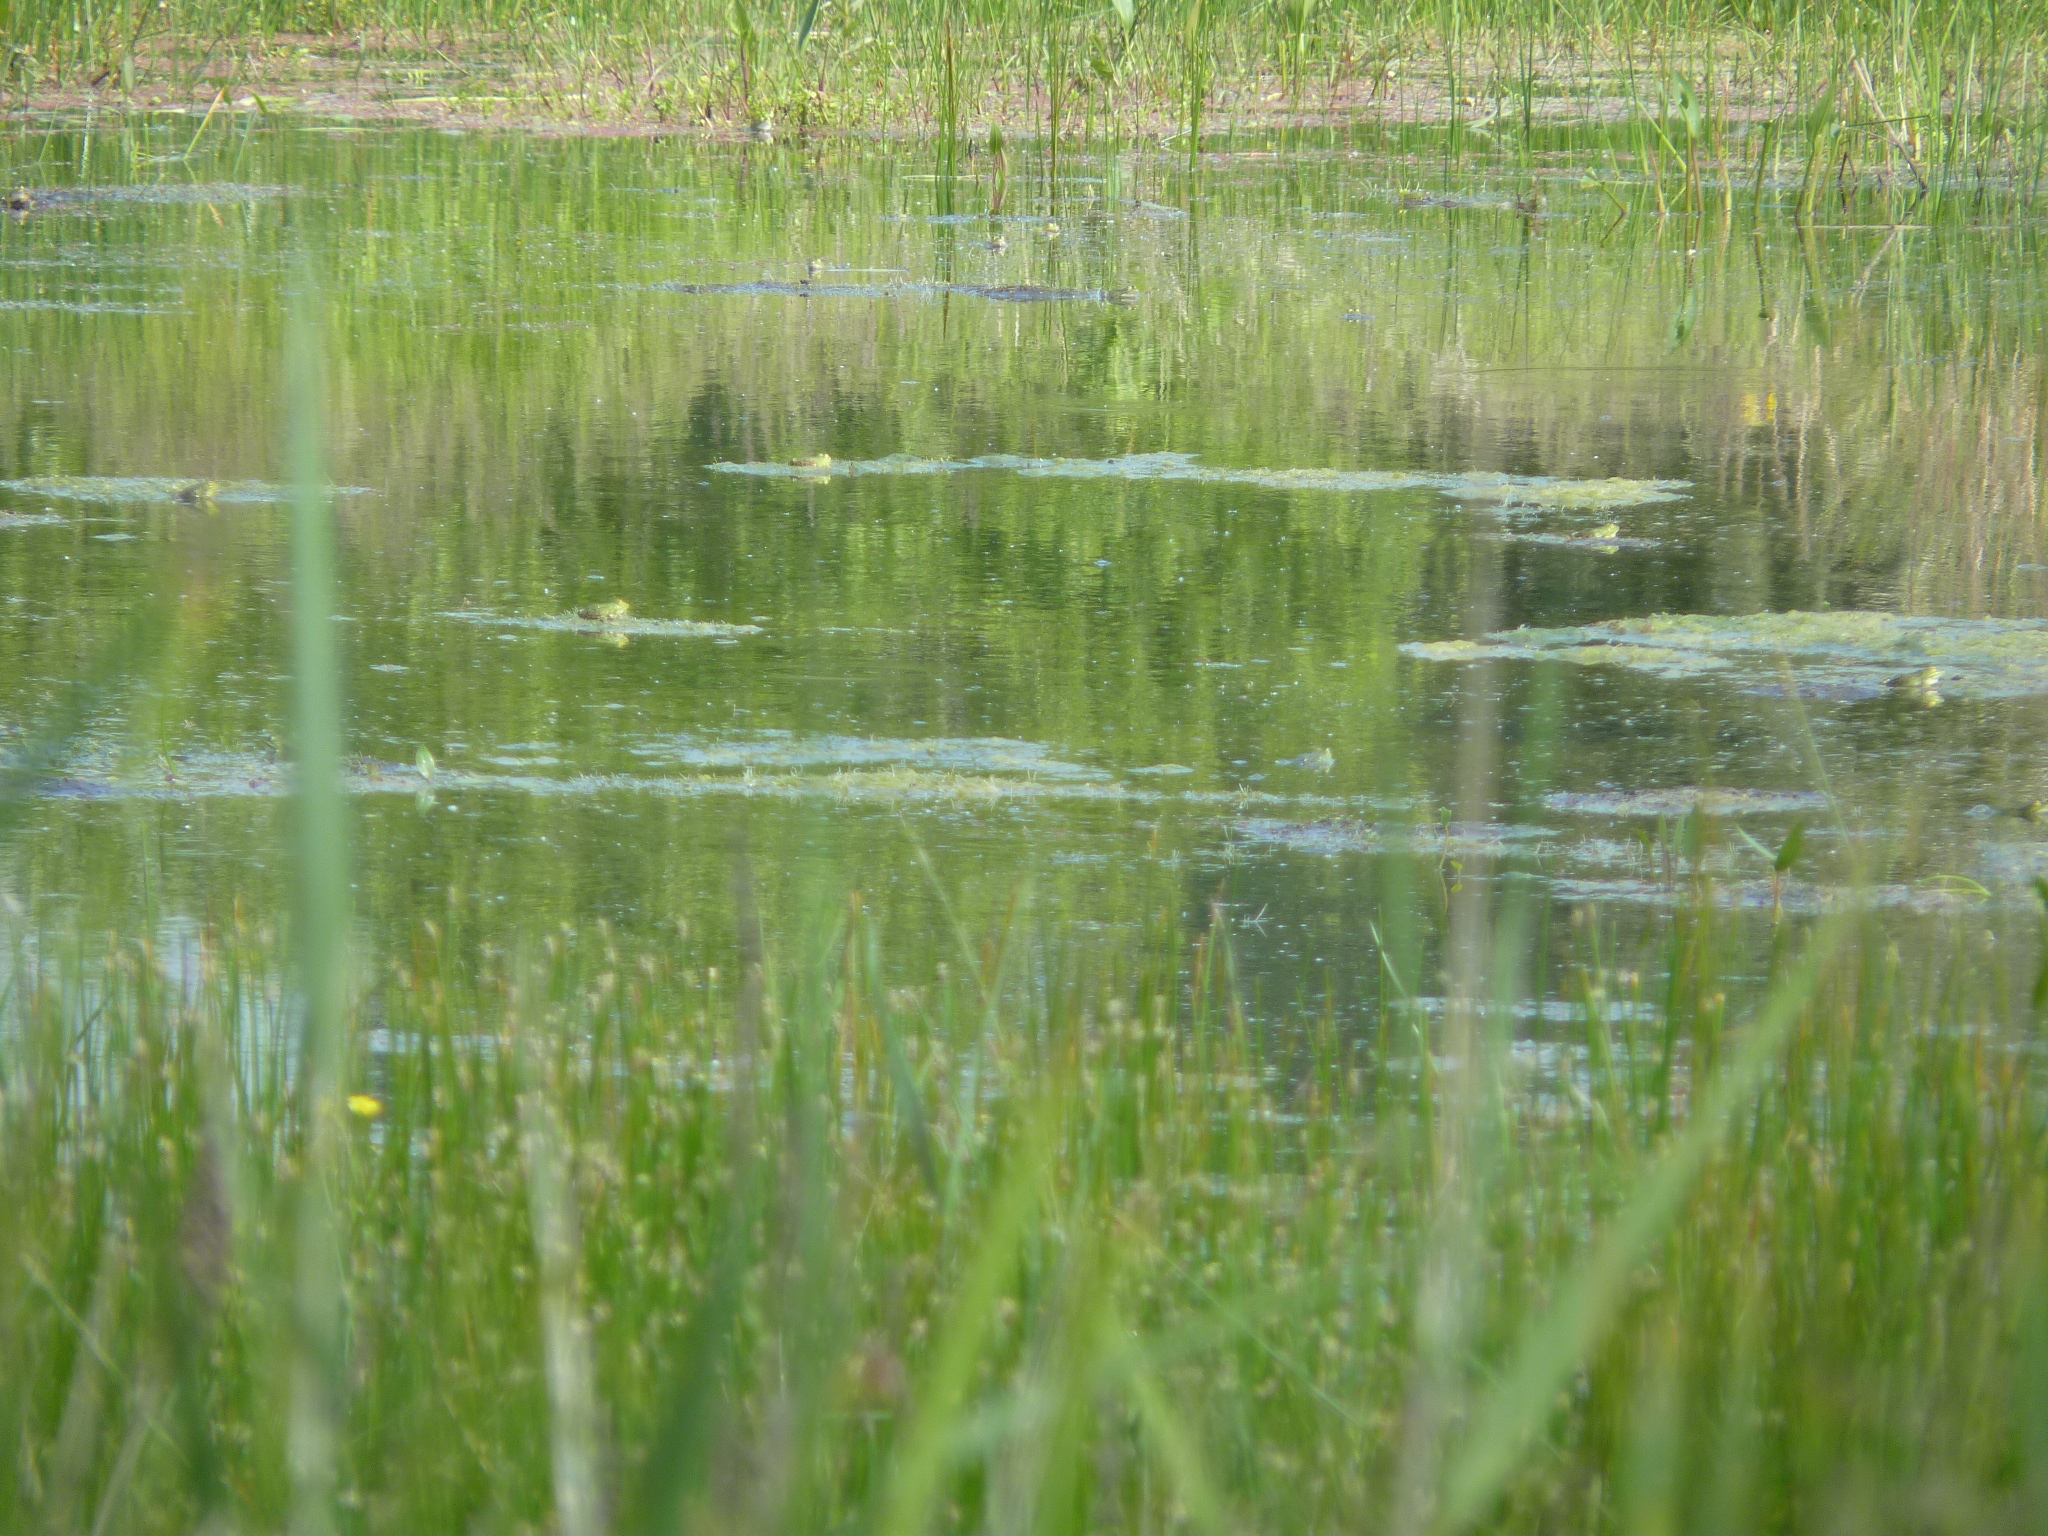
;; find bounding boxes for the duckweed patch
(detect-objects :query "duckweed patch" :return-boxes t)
[1404,611,2048,697]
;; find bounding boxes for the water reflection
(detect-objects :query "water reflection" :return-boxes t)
[0,122,2044,1023]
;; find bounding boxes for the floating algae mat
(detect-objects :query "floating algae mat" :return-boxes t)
[8,183,286,210]
[0,476,371,505]
[1542,788,1830,818]
[627,731,1106,778]
[710,451,1688,508]
[1404,612,2048,699]
[442,611,764,638]
[1233,817,1559,857]
[0,299,179,315]
[31,749,1137,808]
[657,279,1129,304]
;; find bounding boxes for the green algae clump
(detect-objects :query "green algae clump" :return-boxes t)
[1403,610,2048,698]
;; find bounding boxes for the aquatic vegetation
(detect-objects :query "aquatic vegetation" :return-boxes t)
[442,609,763,638]
[1,182,286,207]
[0,298,178,314]
[4,881,2043,1533]
[1490,529,1656,551]
[658,278,1127,304]
[627,730,1106,779]
[712,451,1688,509]
[1405,611,2048,698]
[1542,787,1830,818]
[1233,815,1557,857]
[0,476,369,504]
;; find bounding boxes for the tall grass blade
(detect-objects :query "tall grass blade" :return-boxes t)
[876,1097,1056,1536]
[521,1087,608,1536]
[1435,915,1849,1533]
[284,277,351,1536]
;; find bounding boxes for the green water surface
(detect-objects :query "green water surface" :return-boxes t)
[3,118,2046,1013]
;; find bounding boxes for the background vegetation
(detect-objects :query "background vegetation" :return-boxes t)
[5,0,2048,203]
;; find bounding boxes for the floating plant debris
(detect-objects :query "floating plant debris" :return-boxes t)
[442,611,764,638]
[9,183,287,209]
[1547,875,1990,916]
[1542,788,1830,818]
[31,745,1365,814]
[0,299,178,315]
[1489,530,1659,550]
[1404,611,2048,699]
[657,279,1127,304]
[0,476,371,504]
[709,451,1687,508]
[628,731,1104,779]
[32,754,1135,807]
[1234,817,1557,857]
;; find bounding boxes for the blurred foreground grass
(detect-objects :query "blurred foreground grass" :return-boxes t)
[2,866,2044,1533]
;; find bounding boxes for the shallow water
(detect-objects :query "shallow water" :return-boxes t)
[2,120,2046,1022]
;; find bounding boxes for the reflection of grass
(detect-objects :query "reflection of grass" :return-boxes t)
[0,881,2042,1530]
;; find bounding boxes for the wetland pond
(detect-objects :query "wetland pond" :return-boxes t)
[4,119,2047,1023]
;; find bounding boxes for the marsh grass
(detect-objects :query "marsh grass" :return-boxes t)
[7,0,2048,207]
[0,829,2045,1532]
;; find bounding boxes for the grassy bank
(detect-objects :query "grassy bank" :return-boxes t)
[4,0,2048,202]
[2,858,2045,1532]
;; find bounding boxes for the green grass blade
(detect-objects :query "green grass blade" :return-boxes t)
[1436,916,1848,1534]
[876,1096,1056,1536]
[285,278,352,1536]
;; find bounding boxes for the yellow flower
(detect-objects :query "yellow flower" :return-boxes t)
[347,1094,384,1120]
